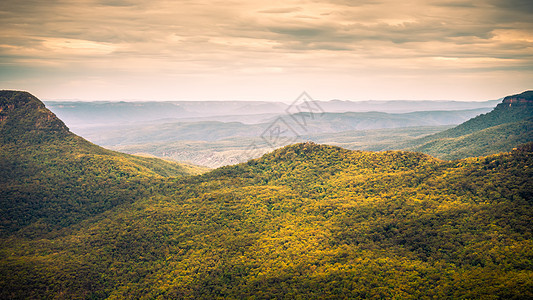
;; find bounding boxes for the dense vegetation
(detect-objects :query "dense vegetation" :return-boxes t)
[1,91,532,299]
[0,91,206,236]
[409,119,533,160]
[403,91,533,159]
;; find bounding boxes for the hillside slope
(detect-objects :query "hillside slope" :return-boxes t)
[0,91,206,236]
[401,90,533,158]
[1,140,532,299]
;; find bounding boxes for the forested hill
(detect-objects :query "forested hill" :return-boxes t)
[0,91,206,236]
[1,91,532,298]
[0,90,70,143]
[1,139,533,298]
[430,90,533,137]
[400,90,533,159]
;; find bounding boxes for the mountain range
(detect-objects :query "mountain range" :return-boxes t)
[45,98,502,168]
[0,90,532,299]
[49,92,532,168]
[44,98,499,128]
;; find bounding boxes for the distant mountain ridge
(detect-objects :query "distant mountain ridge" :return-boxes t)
[442,90,533,137]
[401,90,533,159]
[75,108,491,148]
[44,98,499,127]
[42,92,529,167]
[316,99,500,113]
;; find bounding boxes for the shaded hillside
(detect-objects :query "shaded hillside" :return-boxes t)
[0,91,206,236]
[1,91,70,144]
[1,141,532,299]
[401,90,533,159]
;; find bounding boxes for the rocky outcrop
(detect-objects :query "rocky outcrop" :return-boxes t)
[502,90,533,106]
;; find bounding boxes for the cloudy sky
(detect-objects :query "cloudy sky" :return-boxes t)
[0,0,532,101]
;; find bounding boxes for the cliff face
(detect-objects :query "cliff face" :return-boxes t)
[440,90,533,136]
[501,90,533,106]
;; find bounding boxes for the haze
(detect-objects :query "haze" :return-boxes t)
[1,0,532,101]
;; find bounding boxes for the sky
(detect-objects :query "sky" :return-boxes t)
[0,0,532,102]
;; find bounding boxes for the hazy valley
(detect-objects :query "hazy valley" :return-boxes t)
[45,98,497,168]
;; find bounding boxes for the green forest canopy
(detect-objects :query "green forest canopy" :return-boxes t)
[1,90,532,299]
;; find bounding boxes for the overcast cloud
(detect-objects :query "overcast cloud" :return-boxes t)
[0,0,532,101]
